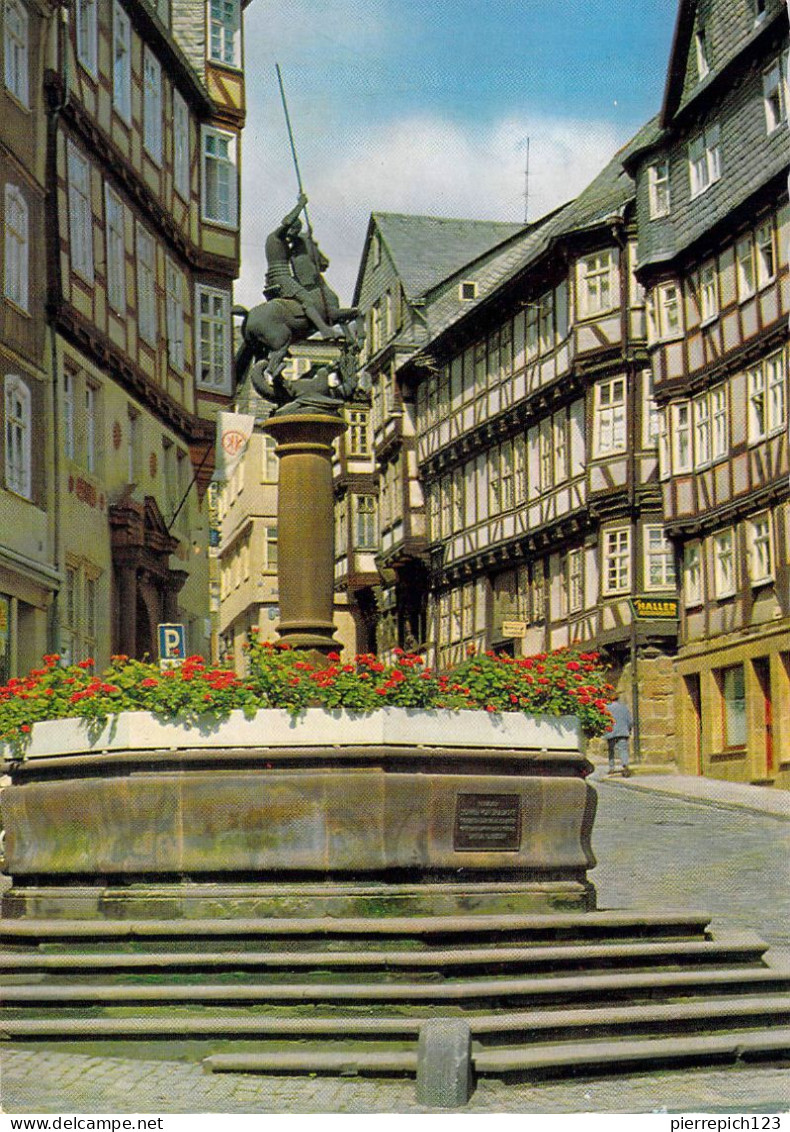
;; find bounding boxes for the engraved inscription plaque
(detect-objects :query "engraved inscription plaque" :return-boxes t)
[453,793,522,851]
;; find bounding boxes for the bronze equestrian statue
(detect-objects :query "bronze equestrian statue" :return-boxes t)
[234,195,359,398]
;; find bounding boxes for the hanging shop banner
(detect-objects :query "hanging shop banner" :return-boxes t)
[214,413,255,482]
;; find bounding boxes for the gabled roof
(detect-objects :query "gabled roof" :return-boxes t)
[409,118,660,363]
[366,214,526,302]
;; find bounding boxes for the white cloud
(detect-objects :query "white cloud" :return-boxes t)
[236,110,629,309]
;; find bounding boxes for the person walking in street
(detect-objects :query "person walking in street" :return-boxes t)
[605,694,633,777]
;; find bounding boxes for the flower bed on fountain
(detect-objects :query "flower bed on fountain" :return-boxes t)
[0,645,613,919]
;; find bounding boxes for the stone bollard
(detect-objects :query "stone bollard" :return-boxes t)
[415,1019,473,1108]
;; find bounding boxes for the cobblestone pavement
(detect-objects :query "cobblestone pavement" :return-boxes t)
[1,777,789,1115]
[1,1047,788,1114]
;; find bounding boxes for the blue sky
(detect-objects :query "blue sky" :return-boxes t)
[236,0,680,306]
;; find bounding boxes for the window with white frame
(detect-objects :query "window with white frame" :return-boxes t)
[648,159,670,219]
[693,393,710,468]
[688,122,721,198]
[143,48,162,164]
[63,371,75,460]
[209,0,241,67]
[755,220,775,288]
[684,541,703,606]
[202,127,237,226]
[645,525,676,590]
[694,27,710,80]
[173,91,190,199]
[347,408,370,456]
[488,447,501,514]
[85,383,97,473]
[736,232,756,301]
[165,258,185,370]
[105,185,126,313]
[112,2,131,123]
[713,528,736,597]
[196,285,230,392]
[766,352,786,433]
[4,183,28,311]
[538,419,552,491]
[603,528,631,595]
[538,290,554,353]
[763,58,788,133]
[263,524,278,572]
[553,413,568,483]
[354,496,377,549]
[699,260,718,324]
[4,374,31,498]
[567,548,583,613]
[658,279,683,338]
[658,408,670,480]
[577,250,616,317]
[452,468,464,529]
[672,402,692,472]
[594,377,626,456]
[711,385,728,459]
[67,143,93,282]
[135,223,157,346]
[4,0,29,107]
[61,562,99,664]
[642,370,661,448]
[747,365,767,442]
[261,433,278,482]
[76,0,98,77]
[748,513,773,585]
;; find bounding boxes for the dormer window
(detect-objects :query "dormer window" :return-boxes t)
[648,160,671,219]
[755,0,767,20]
[695,28,710,81]
[459,281,478,301]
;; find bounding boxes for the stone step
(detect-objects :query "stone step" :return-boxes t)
[0,910,711,943]
[205,1049,418,1075]
[4,966,788,1005]
[3,994,790,1040]
[0,934,765,974]
[474,1028,790,1075]
[202,1028,790,1078]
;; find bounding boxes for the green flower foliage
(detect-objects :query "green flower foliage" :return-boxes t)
[0,643,616,757]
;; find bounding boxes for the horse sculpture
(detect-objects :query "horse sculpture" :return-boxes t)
[234,194,359,400]
[233,293,359,402]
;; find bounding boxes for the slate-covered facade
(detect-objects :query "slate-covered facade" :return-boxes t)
[626,0,790,785]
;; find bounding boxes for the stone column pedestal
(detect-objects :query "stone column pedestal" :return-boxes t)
[263,412,347,654]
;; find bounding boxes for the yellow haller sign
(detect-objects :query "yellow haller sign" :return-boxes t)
[501,620,527,638]
[631,596,679,620]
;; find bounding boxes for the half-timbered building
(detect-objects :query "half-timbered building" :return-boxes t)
[350,213,541,657]
[43,0,252,664]
[626,0,790,784]
[407,130,679,764]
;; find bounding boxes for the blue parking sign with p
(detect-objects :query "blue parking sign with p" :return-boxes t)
[158,623,185,668]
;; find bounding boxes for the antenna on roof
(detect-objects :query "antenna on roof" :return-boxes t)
[523,137,531,223]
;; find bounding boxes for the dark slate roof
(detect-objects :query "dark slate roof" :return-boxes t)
[372,214,526,300]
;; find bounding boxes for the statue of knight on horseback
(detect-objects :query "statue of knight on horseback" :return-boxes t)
[234,192,361,403]
[233,65,366,412]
